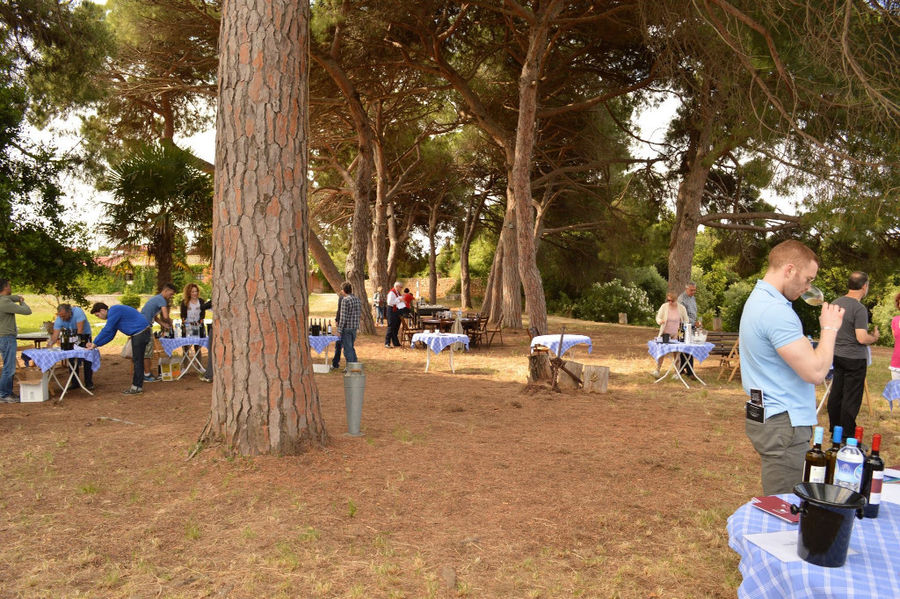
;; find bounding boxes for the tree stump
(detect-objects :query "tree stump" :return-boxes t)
[557,361,584,390]
[527,352,552,383]
[618,312,628,325]
[712,316,723,331]
[583,365,610,393]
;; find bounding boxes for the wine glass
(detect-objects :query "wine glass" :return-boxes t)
[801,285,824,306]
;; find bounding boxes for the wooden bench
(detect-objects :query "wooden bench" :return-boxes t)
[705,331,740,381]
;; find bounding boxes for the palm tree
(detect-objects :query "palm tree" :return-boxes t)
[104,142,212,289]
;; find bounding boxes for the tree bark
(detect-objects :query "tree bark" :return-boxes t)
[459,191,487,310]
[210,0,326,455]
[500,198,522,328]
[427,199,439,304]
[668,117,714,295]
[510,3,560,335]
[153,218,175,291]
[308,228,344,293]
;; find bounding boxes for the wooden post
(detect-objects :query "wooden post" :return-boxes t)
[583,365,610,393]
[618,313,628,325]
[713,317,722,331]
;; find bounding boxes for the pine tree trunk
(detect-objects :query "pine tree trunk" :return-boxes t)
[428,201,439,304]
[308,228,343,293]
[459,237,471,310]
[500,198,522,328]
[210,0,326,455]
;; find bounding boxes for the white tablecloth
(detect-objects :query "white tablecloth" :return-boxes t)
[411,332,470,354]
[647,340,714,363]
[530,334,592,357]
[159,336,209,356]
[309,335,339,355]
[22,347,101,372]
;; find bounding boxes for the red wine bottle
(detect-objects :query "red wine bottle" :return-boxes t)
[861,434,884,518]
[825,426,843,484]
[803,426,827,483]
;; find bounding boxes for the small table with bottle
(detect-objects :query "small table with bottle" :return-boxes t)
[728,426,900,598]
[158,321,210,379]
[647,324,713,388]
[307,318,339,365]
[22,331,100,402]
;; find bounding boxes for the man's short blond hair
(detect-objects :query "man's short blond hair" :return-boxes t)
[767,240,819,270]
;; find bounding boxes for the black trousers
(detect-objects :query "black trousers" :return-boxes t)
[131,328,152,388]
[385,310,402,347]
[827,355,868,437]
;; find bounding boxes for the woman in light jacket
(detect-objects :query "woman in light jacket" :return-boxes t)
[653,292,689,376]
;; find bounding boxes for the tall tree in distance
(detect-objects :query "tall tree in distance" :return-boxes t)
[210,0,326,455]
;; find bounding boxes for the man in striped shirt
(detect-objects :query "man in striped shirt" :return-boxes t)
[336,281,362,366]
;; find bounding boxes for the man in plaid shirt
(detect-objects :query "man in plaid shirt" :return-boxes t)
[336,281,362,365]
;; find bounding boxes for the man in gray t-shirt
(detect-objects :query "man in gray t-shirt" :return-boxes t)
[827,271,880,437]
[139,283,176,382]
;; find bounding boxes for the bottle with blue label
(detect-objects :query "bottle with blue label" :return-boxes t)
[834,437,865,492]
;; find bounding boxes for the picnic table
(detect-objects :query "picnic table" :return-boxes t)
[727,491,900,598]
[411,332,469,373]
[647,340,714,388]
[159,336,209,379]
[22,347,101,402]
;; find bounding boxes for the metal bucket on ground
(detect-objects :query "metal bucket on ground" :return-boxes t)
[791,482,866,567]
[343,362,365,436]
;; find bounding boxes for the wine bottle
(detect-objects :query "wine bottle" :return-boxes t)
[803,426,827,483]
[834,438,865,492]
[854,426,867,454]
[327,320,332,335]
[825,426,843,484]
[861,433,884,518]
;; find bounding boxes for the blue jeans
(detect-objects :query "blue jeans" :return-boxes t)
[0,335,16,397]
[340,329,358,363]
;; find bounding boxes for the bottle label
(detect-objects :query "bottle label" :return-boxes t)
[834,458,863,491]
[869,471,884,505]
[807,465,826,484]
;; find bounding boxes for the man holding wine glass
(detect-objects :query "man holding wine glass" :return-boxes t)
[828,271,880,440]
[740,240,846,495]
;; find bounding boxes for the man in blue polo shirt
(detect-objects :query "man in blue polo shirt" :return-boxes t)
[48,303,94,390]
[87,302,153,395]
[740,240,845,495]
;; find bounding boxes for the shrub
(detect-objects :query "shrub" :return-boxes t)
[120,291,142,309]
[872,284,900,348]
[619,265,667,310]
[572,279,653,325]
[720,281,753,332]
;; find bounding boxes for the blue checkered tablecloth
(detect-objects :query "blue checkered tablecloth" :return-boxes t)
[647,340,714,363]
[727,495,900,598]
[159,336,210,357]
[884,380,900,411]
[411,332,470,354]
[22,348,101,373]
[530,334,592,358]
[308,335,339,355]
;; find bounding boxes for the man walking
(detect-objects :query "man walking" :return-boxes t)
[139,283,176,382]
[384,281,406,348]
[740,240,844,495]
[678,281,701,376]
[48,303,94,390]
[331,287,344,370]
[828,271,880,437]
[0,278,32,403]
[87,302,154,395]
[336,281,361,367]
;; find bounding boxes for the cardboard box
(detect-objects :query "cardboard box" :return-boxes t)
[20,377,50,403]
[313,363,331,374]
[16,366,44,383]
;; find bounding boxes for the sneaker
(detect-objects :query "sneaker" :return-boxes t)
[652,369,661,378]
[122,386,143,395]
[85,385,95,391]
[384,344,392,349]
[199,376,212,383]
[0,394,20,403]
[143,374,158,383]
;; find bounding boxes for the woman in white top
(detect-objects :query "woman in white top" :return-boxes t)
[653,292,689,375]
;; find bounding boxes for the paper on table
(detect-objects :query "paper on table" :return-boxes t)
[882,480,900,505]
[745,530,859,563]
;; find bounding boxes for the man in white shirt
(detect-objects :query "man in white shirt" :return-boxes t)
[384,281,406,348]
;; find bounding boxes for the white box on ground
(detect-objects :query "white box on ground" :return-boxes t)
[312,363,330,374]
[19,377,50,402]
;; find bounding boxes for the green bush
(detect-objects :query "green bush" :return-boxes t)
[720,281,754,332]
[619,266,667,310]
[872,284,900,348]
[572,279,653,325]
[120,291,142,309]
